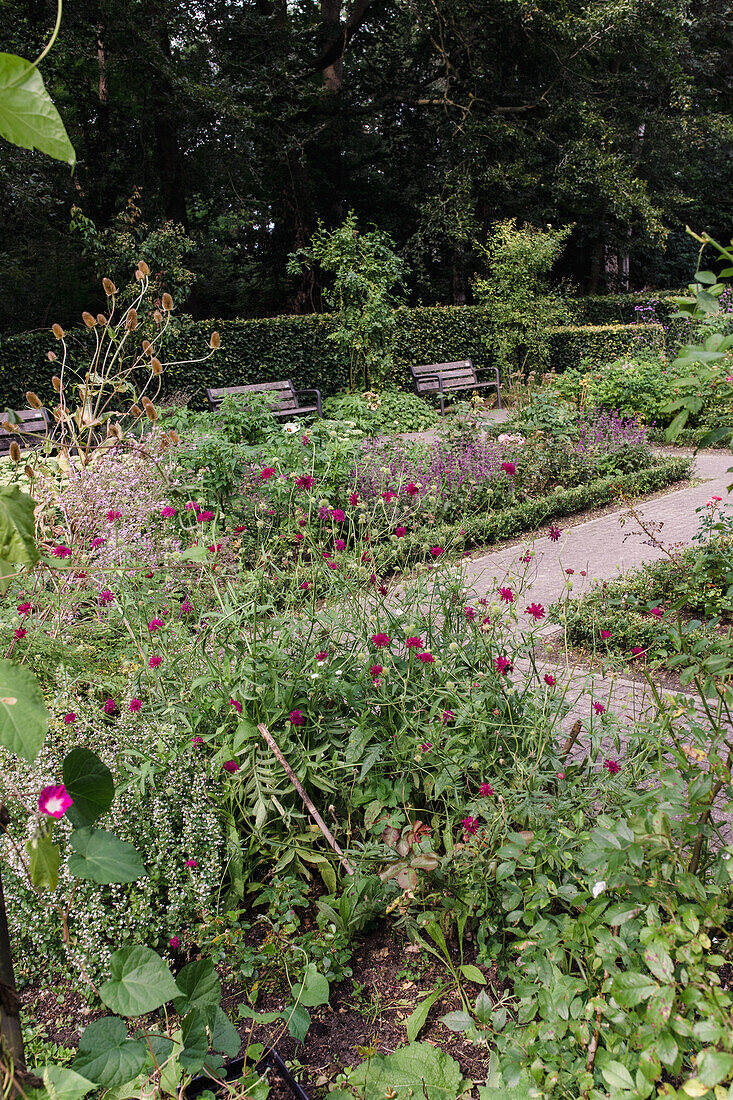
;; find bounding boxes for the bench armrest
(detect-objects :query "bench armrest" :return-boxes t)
[293,387,322,417]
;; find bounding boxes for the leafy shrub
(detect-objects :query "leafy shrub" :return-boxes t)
[323,389,439,435]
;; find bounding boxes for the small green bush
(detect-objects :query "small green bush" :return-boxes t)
[322,389,439,435]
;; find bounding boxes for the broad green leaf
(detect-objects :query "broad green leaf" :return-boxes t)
[644,943,674,983]
[180,1008,208,1073]
[63,748,114,828]
[100,947,178,1017]
[646,985,674,1031]
[601,1060,635,1091]
[68,827,144,885]
[292,964,329,1007]
[612,971,659,1007]
[0,53,75,165]
[42,1064,94,1100]
[697,1051,733,1088]
[405,989,442,1043]
[284,1003,311,1043]
[174,959,221,1015]
[474,990,493,1025]
[73,1018,148,1088]
[459,964,486,985]
[210,1007,240,1059]
[347,1042,469,1100]
[0,658,48,761]
[26,835,60,891]
[0,484,39,573]
[440,1011,474,1032]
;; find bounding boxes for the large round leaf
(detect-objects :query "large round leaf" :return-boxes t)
[68,827,144,885]
[63,748,114,828]
[0,658,49,762]
[100,947,179,1017]
[73,1018,148,1088]
[174,959,221,1015]
[0,53,75,166]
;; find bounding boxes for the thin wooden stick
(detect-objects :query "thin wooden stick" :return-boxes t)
[257,723,354,876]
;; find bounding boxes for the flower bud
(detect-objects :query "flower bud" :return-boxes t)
[161,292,173,312]
[47,351,57,362]
[102,278,116,296]
[26,391,42,409]
[51,323,64,340]
[125,308,138,331]
[150,357,162,375]
[138,259,150,276]
[209,331,221,349]
[97,313,107,326]
[153,310,163,324]
[9,442,20,463]
[52,375,61,391]
[82,311,96,328]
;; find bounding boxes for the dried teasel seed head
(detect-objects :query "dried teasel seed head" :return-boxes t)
[209,331,221,349]
[150,357,162,375]
[130,404,142,418]
[24,465,34,480]
[102,277,117,296]
[26,391,42,409]
[9,442,20,463]
[138,259,150,276]
[52,323,64,340]
[144,402,158,422]
[97,313,107,326]
[82,311,96,329]
[106,421,123,440]
[1,422,16,433]
[168,429,180,444]
[142,340,153,355]
[52,375,62,391]
[125,308,138,331]
[134,269,142,282]
[47,351,57,362]
[161,292,173,312]
[153,310,163,324]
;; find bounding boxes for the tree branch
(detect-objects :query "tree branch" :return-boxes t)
[312,0,378,73]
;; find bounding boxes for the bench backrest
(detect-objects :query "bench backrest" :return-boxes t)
[207,381,298,413]
[0,408,50,452]
[411,360,477,394]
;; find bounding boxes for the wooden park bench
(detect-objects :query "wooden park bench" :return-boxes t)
[409,360,502,415]
[0,408,51,454]
[206,380,322,419]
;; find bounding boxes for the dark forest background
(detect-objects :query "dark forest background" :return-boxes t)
[1,0,731,334]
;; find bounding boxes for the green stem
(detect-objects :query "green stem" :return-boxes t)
[31,0,62,69]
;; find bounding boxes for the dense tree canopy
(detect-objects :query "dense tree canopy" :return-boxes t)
[1,0,731,333]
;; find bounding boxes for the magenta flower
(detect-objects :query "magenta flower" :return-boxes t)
[63,712,76,724]
[180,601,193,615]
[196,510,215,522]
[185,501,199,511]
[148,619,163,632]
[160,506,177,518]
[501,461,516,476]
[233,524,247,534]
[296,475,315,489]
[169,935,181,949]
[299,581,310,591]
[404,482,420,496]
[192,736,203,746]
[441,710,455,724]
[17,602,31,616]
[13,627,26,640]
[479,782,494,797]
[316,651,328,662]
[229,698,243,714]
[98,589,114,606]
[430,547,444,557]
[593,702,605,715]
[421,741,433,752]
[630,645,645,657]
[208,543,222,553]
[369,665,383,678]
[52,545,72,558]
[223,760,239,773]
[90,537,106,550]
[106,510,122,522]
[334,538,346,552]
[102,699,117,715]
[526,603,545,621]
[371,633,391,648]
[417,652,435,663]
[556,771,566,780]
[330,508,346,522]
[349,492,359,506]
[461,817,479,836]
[394,526,407,538]
[464,605,477,620]
[260,467,276,480]
[548,526,561,541]
[129,699,142,713]
[498,587,514,604]
[289,709,305,726]
[601,630,611,639]
[603,759,621,775]
[405,636,424,649]
[381,490,397,502]
[38,784,73,818]
[650,608,663,618]
[149,656,162,669]
[184,859,198,869]
[494,655,513,676]
[544,673,556,687]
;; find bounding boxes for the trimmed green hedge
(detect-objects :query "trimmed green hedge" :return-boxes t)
[564,291,682,327]
[0,307,662,411]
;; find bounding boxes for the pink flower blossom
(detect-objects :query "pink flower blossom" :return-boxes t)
[102,699,117,715]
[441,710,455,724]
[229,698,243,714]
[13,627,26,640]
[196,510,215,522]
[148,618,163,632]
[38,784,73,818]
[526,603,545,621]
[494,655,513,676]
[223,760,239,773]
[544,674,556,687]
[63,712,76,724]
[421,742,433,752]
[630,645,645,657]
[233,524,247,534]
[394,526,407,538]
[371,633,391,647]
[334,538,346,552]
[603,759,621,775]
[260,467,276,480]
[556,771,565,780]
[185,501,199,511]
[209,543,222,553]
[650,607,663,618]
[565,568,575,575]
[52,545,72,558]
[349,492,359,506]
[498,587,514,603]
[296,475,315,489]
[369,665,383,678]
[501,461,516,476]
[461,817,479,836]
[129,699,142,713]
[548,525,561,541]
[404,482,420,496]
[299,581,310,590]
[90,537,106,550]
[381,490,397,502]
[185,859,198,869]
[192,736,203,746]
[330,508,346,522]
[601,630,611,639]
[430,547,444,557]
[479,782,494,796]
[161,506,177,518]
[316,651,328,662]
[98,589,114,606]
[464,605,477,620]
[417,652,435,663]
[169,936,181,949]
[405,636,424,649]
[17,602,31,616]
[289,709,305,726]
[149,656,162,668]
[593,702,605,715]
[106,510,122,522]
[180,601,193,615]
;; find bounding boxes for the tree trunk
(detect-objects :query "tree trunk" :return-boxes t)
[319,0,344,226]
[150,10,188,227]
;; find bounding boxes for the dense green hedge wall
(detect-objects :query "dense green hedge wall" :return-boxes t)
[0,306,663,411]
[564,291,682,326]
[547,323,665,373]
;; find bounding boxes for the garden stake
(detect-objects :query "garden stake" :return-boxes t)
[257,723,354,875]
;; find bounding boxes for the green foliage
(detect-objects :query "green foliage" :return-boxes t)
[0,484,40,590]
[322,389,439,436]
[473,219,572,376]
[332,1042,471,1100]
[554,356,686,426]
[0,658,48,762]
[288,212,407,391]
[0,50,74,166]
[548,323,665,374]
